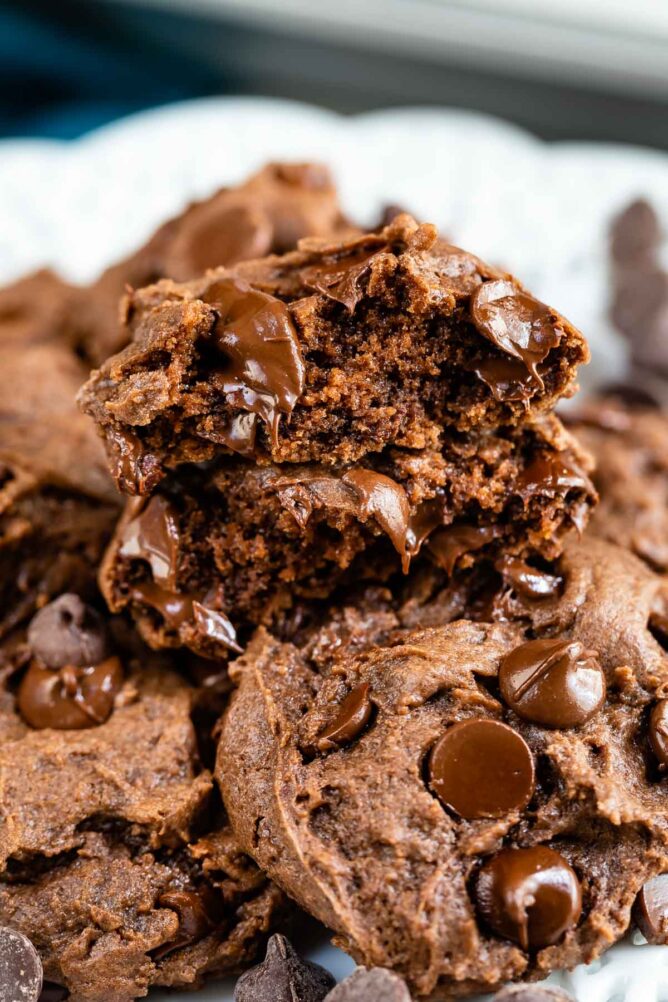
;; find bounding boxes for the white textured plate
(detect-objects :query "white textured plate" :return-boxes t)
[3,97,668,1001]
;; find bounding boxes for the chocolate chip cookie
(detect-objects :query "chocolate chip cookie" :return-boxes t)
[217,536,668,998]
[98,416,593,658]
[0,595,289,1002]
[568,395,668,571]
[74,162,353,365]
[0,339,119,638]
[79,215,589,490]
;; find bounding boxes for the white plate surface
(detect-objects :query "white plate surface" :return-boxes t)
[3,96,668,1001]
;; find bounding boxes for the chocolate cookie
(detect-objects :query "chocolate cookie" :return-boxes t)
[568,396,668,571]
[0,340,119,638]
[0,595,289,1002]
[73,162,353,365]
[97,416,593,658]
[217,536,668,998]
[0,269,77,349]
[78,215,589,490]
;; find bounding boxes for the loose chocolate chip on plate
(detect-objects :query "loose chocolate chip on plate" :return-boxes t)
[499,638,606,729]
[649,700,668,768]
[0,927,43,1002]
[27,594,109,669]
[324,966,411,1001]
[317,683,373,752]
[234,934,335,1002]
[633,874,668,943]
[17,656,124,730]
[428,718,535,820]
[493,986,574,1001]
[475,846,582,950]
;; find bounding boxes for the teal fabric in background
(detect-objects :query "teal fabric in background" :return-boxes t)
[0,2,215,138]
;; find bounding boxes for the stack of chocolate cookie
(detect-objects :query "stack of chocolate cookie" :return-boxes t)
[1,166,668,1002]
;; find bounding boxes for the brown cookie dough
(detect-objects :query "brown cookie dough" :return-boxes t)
[568,396,668,571]
[217,537,668,998]
[0,595,289,1002]
[73,163,353,365]
[98,416,594,658]
[0,340,119,637]
[78,215,589,491]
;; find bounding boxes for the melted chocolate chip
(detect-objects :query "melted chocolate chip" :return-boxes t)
[648,699,668,768]
[202,276,305,449]
[130,582,242,653]
[428,719,535,820]
[317,683,373,752]
[342,470,412,572]
[496,557,562,601]
[109,428,161,495]
[119,496,180,590]
[323,967,411,1002]
[0,927,43,1002]
[154,889,214,958]
[499,638,606,729]
[633,874,668,943]
[428,524,499,576]
[17,656,124,730]
[474,846,582,950]
[470,280,563,390]
[300,245,383,312]
[27,594,109,669]
[234,934,335,1002]
[515,454,593,503]
[474,356,538,403]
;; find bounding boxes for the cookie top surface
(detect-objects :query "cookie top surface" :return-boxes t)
[79,215,589,491]
[0,594,288,1002]
[217,536,668,998]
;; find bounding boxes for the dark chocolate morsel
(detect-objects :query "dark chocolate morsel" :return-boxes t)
[154,889,214,958]
[27,594,109,669]
[317,683,373,752]
[648,700,668,768]
[470,280,563,388]
[633,874,668,943]
[323,966,412,1001]
[428,719,535,820]
[0,927,43,1002]
[493,986,575,1001]
[17,656,124,730]
[499,638,606,729]
[475,846,582,950]
[234,933,335,1002]
[428,524,499,576]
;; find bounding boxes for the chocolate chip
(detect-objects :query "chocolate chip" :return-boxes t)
[27,594,109,669]
[493,987,574,1001]
[317,684,373,752]
[234,934,335,1002]
[119,496,180,590]
[475,846,582,950]
[649,700,668,768]
[470,280,563,390]
[428,719,535,820]
[154,889,215,958]
[495,557,562,601]
[324,967,411,1001]
[499,638,606,729]
[633,874,668,943]
[17,656,124,730]
[0,927,43,1002]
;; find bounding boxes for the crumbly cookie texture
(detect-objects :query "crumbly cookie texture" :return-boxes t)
[0,339,119,639]
[72,162,353,365]
[217,536,668,999]
[568,396,668,571]
[98,414,594,658]
[0,595,289,1002]
[78,215,589,493]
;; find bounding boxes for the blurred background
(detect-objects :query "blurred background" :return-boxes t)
[2,0,668,147]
